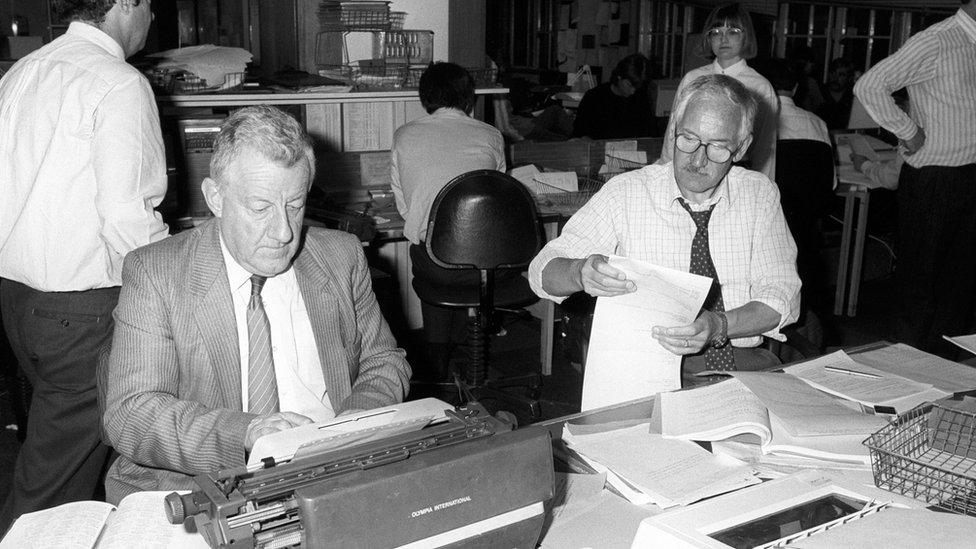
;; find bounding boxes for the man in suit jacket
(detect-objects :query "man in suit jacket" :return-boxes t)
[101,106,411,503]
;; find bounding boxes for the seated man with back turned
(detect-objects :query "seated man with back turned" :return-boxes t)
[528,75,800,382]
[102,106,411,503]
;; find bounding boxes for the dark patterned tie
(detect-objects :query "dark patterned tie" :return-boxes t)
[247,275,279,414]
[678,199,735,371]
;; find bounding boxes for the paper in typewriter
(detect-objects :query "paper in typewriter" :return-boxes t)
[581,256,711,411]
[247,398,452,466]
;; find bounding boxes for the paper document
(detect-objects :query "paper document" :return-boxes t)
[945,334,976,356]
[731,372,887,436]
[539,472,654,549]
[661,377,880,465]
[785,350,935,410]
[533,171,579,193]
[661,378,771,444]
[853,343,976,394]
[508,165,546,195]
[563,423,759,508]
[149,45,252,89]
[247,398,452,466]
[582,256,712,410]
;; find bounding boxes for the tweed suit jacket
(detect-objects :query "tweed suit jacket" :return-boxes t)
[102,219,410,503]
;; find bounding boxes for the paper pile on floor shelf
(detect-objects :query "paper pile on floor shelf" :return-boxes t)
[561,422,760,509]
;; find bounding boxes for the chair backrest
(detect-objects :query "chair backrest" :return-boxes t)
[775,139,835,219]
[426,170,542,271]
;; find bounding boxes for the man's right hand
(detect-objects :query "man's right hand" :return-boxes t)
[245,412,314,450]
[901,127,925,156]
[577,254,636,297]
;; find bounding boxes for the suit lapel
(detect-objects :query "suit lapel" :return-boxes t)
[294,243,348,410]
[190,220,243,411]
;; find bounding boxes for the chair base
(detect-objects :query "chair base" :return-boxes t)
[410,369,543,422]
[465,372,543,421]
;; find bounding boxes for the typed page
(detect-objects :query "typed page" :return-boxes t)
[581,256,711,410]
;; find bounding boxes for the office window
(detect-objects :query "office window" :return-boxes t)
[636,1,708,78]
[777,3,953,79]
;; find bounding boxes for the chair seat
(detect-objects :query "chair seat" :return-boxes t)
[413,272,537,309]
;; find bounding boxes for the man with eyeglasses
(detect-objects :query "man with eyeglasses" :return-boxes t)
[528,74,799,383]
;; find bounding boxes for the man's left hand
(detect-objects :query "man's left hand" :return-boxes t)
[652,310,722,355]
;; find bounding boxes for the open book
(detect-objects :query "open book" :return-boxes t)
[660,376,887,465]
[0,491,207,549]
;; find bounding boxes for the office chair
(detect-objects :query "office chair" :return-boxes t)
[412,170,543,420]
[773,139,836,361]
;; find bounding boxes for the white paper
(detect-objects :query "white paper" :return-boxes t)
[660,377,771,444]
[247,398,451,466]
[945,334,976,355]
[0,492,208,549]
[785,350,933,408]
[564,423,758,508]
[509,165,547,195]
[730,372,887,436]
[149,45,252,88]
[857,342,976,394]
[581,256,712,410]
[533,171,579,193]
[342,102,393,151]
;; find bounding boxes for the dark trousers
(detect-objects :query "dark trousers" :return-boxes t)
[895,163,976,359]
[0,279,119,533]
[410,244,480,347]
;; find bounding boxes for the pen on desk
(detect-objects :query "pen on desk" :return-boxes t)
[823,366,882,379]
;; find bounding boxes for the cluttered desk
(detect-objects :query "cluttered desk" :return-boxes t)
[6,342,976,548]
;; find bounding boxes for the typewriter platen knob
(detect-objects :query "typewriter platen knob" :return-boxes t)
[164,491,187,524]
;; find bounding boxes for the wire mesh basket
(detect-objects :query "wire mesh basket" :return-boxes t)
[318,1,391,31]
[403,65,497,89]
[389,11,406,30]
[863,400,976,515]
[533,176,603,215]
[317,64,407,90]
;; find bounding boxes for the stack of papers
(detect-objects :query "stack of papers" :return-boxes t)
[149,45,252,90]
[660,375,887,467]
[562,422,759,509]
[784,349,953,414]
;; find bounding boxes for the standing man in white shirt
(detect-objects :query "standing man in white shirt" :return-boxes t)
[854,0,976,358]
[0,0,167,531]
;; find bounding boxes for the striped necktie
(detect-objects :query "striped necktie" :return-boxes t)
[678,199,735,371]
[247,275,279,414]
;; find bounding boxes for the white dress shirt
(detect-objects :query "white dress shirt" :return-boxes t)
[854,9,976,168]
[528,163,800,347]
[391,107,507,244]
[0,22,168,291]
[660,59,779,180]
[777,96,831,145]
[220,239,335,422]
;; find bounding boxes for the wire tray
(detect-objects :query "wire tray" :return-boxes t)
[319,1,391,31]
[403,66,498,89]
[863,400,976,515]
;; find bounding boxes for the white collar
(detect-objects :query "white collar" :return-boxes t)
[711,58,748,77]
[66,21,125,60]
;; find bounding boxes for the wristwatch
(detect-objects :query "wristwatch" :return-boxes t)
[710,311,729,348]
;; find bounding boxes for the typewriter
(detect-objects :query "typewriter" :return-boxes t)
[165,402,554,548]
